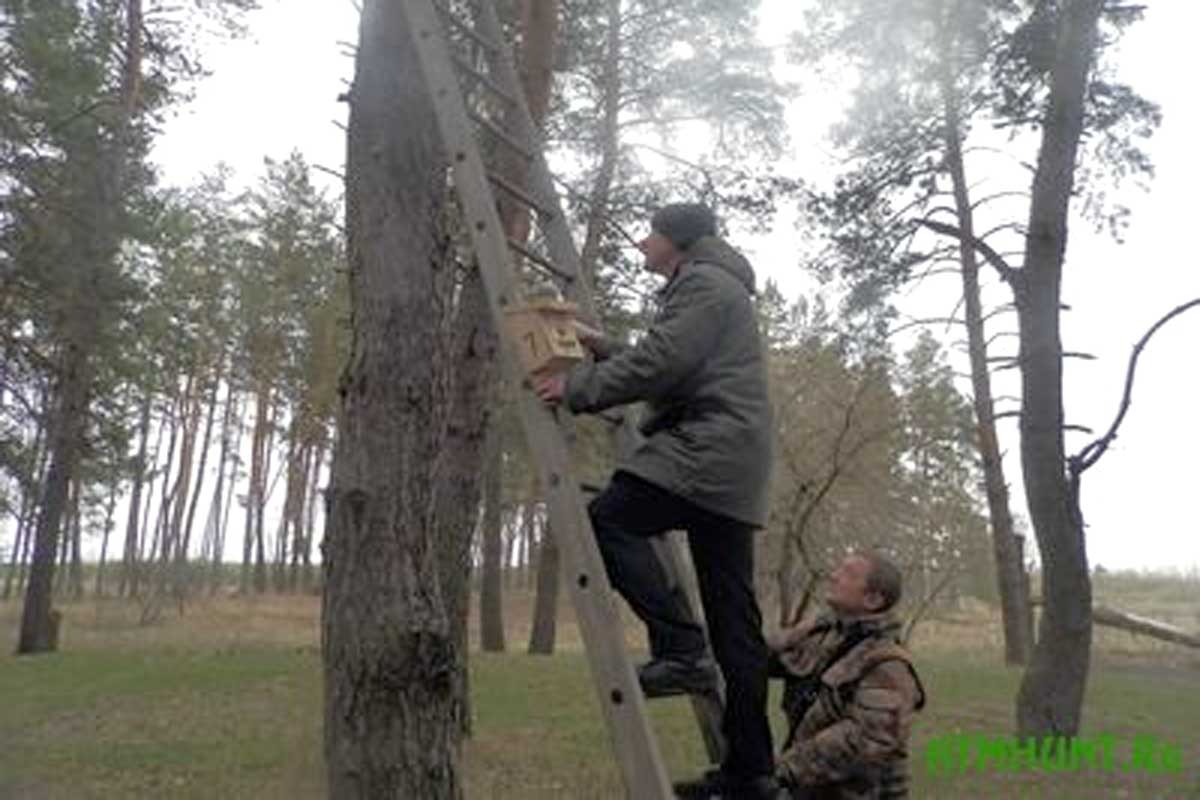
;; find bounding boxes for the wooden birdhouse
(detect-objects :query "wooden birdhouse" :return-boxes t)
[503,297,585,375]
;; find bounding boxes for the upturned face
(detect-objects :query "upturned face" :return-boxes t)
[825,554,885,616]
[638,230,683,277]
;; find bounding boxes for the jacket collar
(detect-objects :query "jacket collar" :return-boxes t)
[829,610,902,640]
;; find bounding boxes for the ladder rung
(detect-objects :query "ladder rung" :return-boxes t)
[453,56,519,106]
[488,171,555,220]
[434,2,502,55]
[507,238,575,282]
[469,111,534,161]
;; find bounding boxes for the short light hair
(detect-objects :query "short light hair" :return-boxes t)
[860,550,903,612]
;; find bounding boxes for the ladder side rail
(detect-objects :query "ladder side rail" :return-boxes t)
[469,0,597,313]
[402,2,673,797]
[473,0,730,765]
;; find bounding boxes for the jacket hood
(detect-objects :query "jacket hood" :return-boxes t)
[685,235,757,294]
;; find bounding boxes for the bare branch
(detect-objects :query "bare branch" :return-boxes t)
[970,191,1032,214]
[1071,297,1200,474]
[985,330,1019,348]
[982,303,1018,323]
[312,163,346,183]
[885,317,964,338]
[902,567,956,645]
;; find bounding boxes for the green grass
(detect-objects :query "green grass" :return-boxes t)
[1,594,1198,799]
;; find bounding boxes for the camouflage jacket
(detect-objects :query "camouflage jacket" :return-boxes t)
[770,612,925,800]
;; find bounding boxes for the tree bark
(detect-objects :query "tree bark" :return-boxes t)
[321,1,465,795]
[938,62,1033,665]
[432,268,499,735]
[1014,0,1103,739]
[528,516,560,655]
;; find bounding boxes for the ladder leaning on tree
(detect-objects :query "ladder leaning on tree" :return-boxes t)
[400,0,725,796]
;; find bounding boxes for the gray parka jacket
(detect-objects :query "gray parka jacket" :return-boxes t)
[564,235,773,527]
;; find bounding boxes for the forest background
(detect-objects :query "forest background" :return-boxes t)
[1,0,1198,796]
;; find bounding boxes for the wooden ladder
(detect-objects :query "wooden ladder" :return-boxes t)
[400,0,725,796]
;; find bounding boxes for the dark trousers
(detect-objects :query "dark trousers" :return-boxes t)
[587,470,774,779]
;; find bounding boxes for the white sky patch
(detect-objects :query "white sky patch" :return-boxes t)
[669,41,696,60]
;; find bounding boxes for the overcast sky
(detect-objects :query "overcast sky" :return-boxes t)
[151,1,1199,573]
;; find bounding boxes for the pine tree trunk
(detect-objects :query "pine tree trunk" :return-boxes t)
[15,508,37,597]
[3,511,26,601]
[1014,0,1102,739]
[95,483,118,597]
[120,393,152,597]
[286,437,307,592]
[576,0,621,287]
[177,373,221,600]
[480,429,506,652]
[17,0,143,654]
[152,389,183,573]
[503,512,518,589]
[302,439,324,591]
[938,68,1033,665]
[54,494,72,597]
[322,1,465,794]
[165,373,201,601]
[527,518,560,655]
[255,391,275,593]
[17,343,91,653]
[242,384,269,594]
[136,401,166,577]
[210,388,240,595]
[4,411,46,601]
[68,479,84,601]
[520,499,534,589]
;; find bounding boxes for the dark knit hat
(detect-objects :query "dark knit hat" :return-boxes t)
[650,203,717,250]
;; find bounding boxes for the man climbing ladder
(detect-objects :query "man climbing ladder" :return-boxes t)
[536,203,780,799]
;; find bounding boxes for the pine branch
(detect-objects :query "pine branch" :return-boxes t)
[918,218,1020,284]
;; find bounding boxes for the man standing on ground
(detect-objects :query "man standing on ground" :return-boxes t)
[535,203,777,798]
[769,551,925,799]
